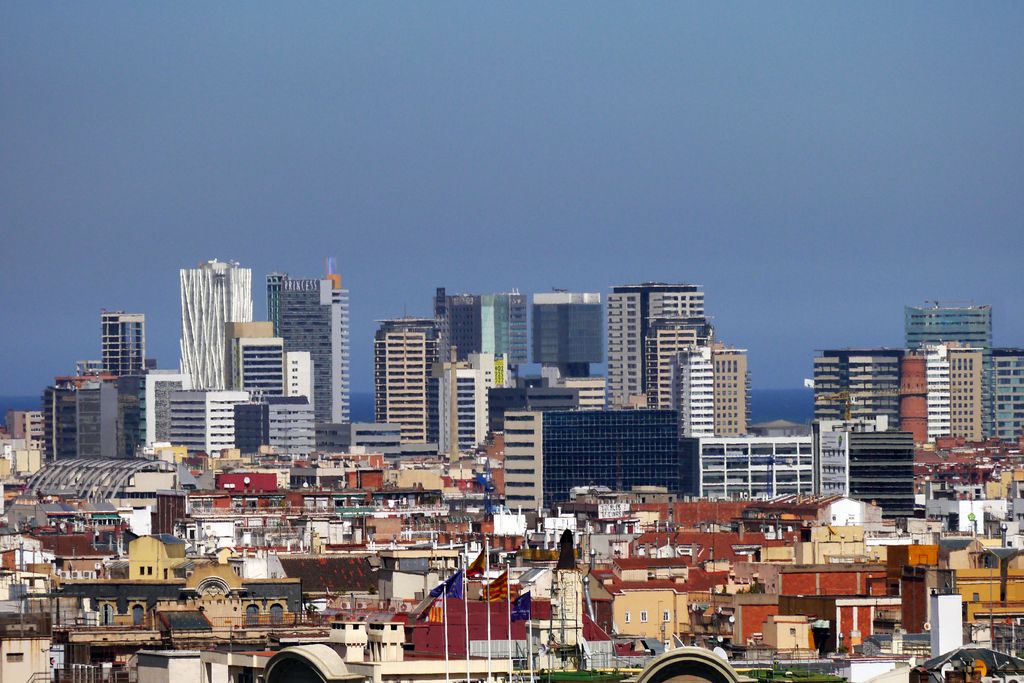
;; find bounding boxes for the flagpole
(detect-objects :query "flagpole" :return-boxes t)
[527,609,534,683]
[464,543,470,683]
[444,587,451,683]
[485,537,492,683]
[506,563,513,681]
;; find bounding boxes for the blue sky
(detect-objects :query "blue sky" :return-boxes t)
[2,4,1022,395]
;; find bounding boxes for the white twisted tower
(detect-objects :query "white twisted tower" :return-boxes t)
[179,260,253,389]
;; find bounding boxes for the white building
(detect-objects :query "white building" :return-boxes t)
[144,370,192,446]
[559,376,606,410]
[437,353,498,455]
[169,390,250,455]
[179,260,253,390]
[267,397,315,458]
[696,435,814,499]
[671,346,715,437]
[812,416,889,497]
[285,351,313,404]
[926,344,952,440]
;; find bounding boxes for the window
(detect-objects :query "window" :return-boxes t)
[663,611,670,623]
[6,653,24,663]
[624,611,631,623]
[789,628,797,637]
[640,611,648,623]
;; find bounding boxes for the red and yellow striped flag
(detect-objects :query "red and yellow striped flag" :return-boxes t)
[482,571,516,603]
[428,600,444,623]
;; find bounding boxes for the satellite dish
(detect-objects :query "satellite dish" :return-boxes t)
[729,615,736,623]
[243,476,251,485]
[713,646,728,662]
[923,622,931,631]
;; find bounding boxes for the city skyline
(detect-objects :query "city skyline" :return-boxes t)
[3,4,1023,396]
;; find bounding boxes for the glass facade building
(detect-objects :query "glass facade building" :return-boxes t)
[541,409,696,507]
[532,292,603,378]
[993,348,1024,441]
[905,303,993,436]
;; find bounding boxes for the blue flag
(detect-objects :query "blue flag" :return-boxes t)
[429,570,464,599]
[511,591,531,622]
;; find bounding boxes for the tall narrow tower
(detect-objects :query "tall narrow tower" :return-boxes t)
[179,260,252,390]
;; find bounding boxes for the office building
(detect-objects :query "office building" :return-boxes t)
[433,289,528,365]
[812,349,904,424]
[607,283,706,407]
[285,351,313,402]
[670,346,715,437]
[266,272,286,336]
[644,318,713,409]
[234,396,315,458]
[559,376,606,411]
[488,379,580,434]
[143,371,192,446]
[276,265,350,424]
[712,345,749,436]
[812,416,914,518]
[42,382,79,460]
[531,292,602,379]
[5,410,43,443]
[168,390,250,455]
[179,260,253,390]
[374,318,440,447]
[502,409,696,510]
[224,322,284,397]
[75,381,119,459]
[924,344,983,442]
[436,352,499,457]
[314,422,403,457]
[993,349,1024,441]
[905,302,993,435]
[101,310,145,376]
[688,436,814,499]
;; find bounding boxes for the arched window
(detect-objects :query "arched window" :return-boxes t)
[101,604,114,626]
[132,605,144,626]
[269,603,284,624]
[246,604,260,624]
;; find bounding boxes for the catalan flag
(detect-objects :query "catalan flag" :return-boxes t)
[466,550,486,578]
[482,570,515,603]
[427,600,444,623]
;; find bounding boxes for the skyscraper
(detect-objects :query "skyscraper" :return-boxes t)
[266,272,286,336]
[374,318,440,446]
[275,263,350,424]
[433,288,528,365]
[224,322,284,398]
[179,260,253,390]
[993,348,1024,442]
[607,283,706,407]
[531,292,603,379]
[905,302,993,435]
[101,310,145,376]
[813,348,904,425]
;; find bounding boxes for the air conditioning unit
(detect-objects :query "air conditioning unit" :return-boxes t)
[398,603,410,613]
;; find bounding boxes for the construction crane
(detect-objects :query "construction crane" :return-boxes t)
[817,389,901,421]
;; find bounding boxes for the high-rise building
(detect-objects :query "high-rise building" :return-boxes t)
[169,390,250,455]
[5,410,43,443]
[435,352,497,457]
[433,288,528,365]
[42,381,79,460]
[812,349,904,424]
[993,348,1024,442]
[607,283,706,407]
[101,310,145,376]
[266,272,286,337]
[670,346,714,438]
[234,396,315,458]
[812,416,914,518]
[179,260,253,390]
[143,370,192,446]
[224,322,284,397]
[374,318,440,446]
[906,302,993,435]
[276,265,350,424]
[712,345,749,436]
[644,318,713,409]
[284,351,313,402]
[531,292,602,379]
[924,343,983,442]
[502,409,697,510]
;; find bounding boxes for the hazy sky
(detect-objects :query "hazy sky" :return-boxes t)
[2,4,1023,396]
